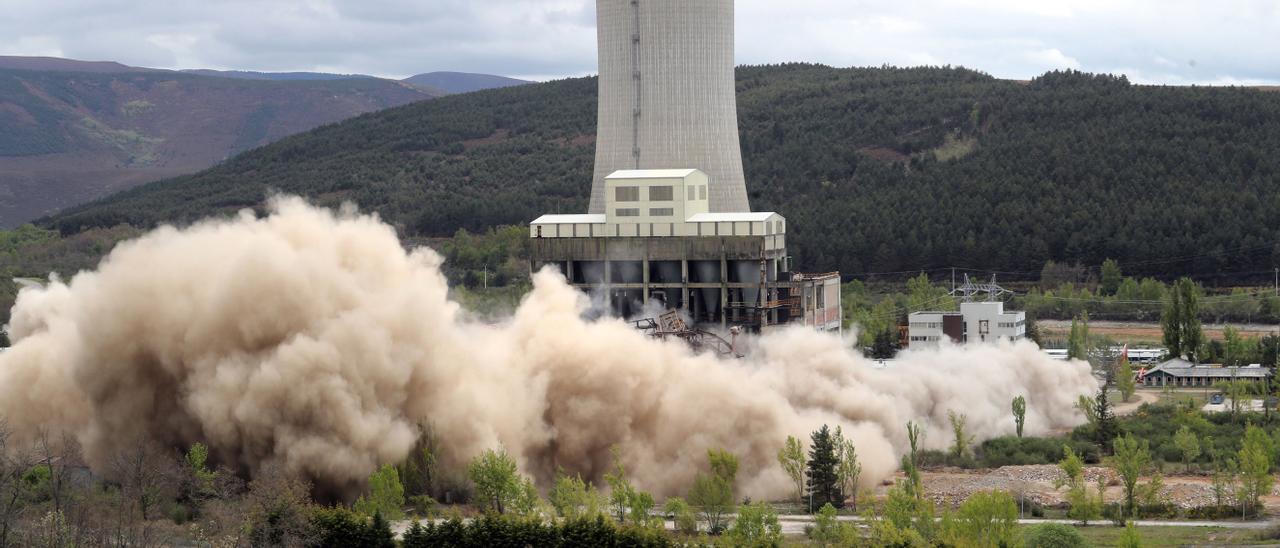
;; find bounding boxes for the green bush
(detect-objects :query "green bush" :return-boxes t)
[1184,505,1242,520]
[401,514,671,548]
[1023,523,1089,548]
[310,506,395,548]
[978,437,1099,467]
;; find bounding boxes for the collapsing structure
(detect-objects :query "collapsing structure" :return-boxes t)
[529,0,840,333]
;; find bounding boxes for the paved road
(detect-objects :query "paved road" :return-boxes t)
[393,515,1274,539]
[770,515,1274,535]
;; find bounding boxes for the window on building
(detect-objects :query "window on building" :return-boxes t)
[979,320,989,335]
[649,186,673,201]
[688,186,696,200]
[776,220,783,233]
[615,208,640,217]
[698,186,706,200]
[615,186,640,202]
[649,208,674,217]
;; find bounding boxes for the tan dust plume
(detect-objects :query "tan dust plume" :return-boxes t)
[0,198,1097,498]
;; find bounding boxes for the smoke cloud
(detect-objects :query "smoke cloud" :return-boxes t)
[0,198,1097,498]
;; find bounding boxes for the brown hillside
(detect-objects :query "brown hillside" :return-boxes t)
[0,68,438,226]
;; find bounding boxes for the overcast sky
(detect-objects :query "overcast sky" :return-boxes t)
[3,0,1277,85]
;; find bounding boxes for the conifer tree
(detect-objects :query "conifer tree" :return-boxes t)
[806,425,842,512]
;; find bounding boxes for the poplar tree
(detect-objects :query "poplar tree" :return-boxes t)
[1162,277,1204,361]
[1011,396,1026,438]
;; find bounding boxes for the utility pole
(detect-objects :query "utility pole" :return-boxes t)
[1274,267,1277,297]
[483,265,489,290]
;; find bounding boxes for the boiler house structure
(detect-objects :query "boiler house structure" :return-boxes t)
[529,0,840,333]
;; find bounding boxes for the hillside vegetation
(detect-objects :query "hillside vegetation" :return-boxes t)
[42,65,1280,281]
[0,67,439,226]
[11,66,1280,313]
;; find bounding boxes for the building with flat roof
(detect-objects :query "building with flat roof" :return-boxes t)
[1140,359,1272,388]
[907,301,1026,349]
[531,169,837,331]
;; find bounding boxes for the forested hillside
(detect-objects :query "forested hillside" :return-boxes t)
[35,65,1280,284]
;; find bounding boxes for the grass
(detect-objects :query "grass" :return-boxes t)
[931,132,977,162]
[1057,524,1278,546]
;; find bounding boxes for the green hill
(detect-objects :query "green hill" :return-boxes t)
[25,65,1280,284]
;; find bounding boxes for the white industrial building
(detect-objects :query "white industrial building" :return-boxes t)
[907,302,1026,349]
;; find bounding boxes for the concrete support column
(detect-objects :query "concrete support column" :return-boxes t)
[680,259,689,314]
[603,239,612,314]
[566,261,575,284]
[720,247,728,328]
[642,252,650,307]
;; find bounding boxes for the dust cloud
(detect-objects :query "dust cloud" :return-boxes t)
[0,198,1097,498]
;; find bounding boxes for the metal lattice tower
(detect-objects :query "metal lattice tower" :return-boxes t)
[951,274,1011,302]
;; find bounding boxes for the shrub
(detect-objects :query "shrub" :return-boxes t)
[1024,523,1089,548]
[728,502,782,547]
[663,497,698,535]
[978,437,1100,467]
[1184,505,1240,520]
[401,514,672,547]
[310,506,395,548]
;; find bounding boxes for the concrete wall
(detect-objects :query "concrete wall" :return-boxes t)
[591,0,750,214]
[960,302,1026,343]
[604,171,708,229]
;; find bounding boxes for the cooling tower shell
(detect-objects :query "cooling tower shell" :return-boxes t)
[590,0,750,214]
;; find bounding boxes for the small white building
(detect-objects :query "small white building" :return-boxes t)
[530,169,786,247]
[907,301,1026,349]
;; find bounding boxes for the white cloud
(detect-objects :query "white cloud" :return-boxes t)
[1022,48,1081,71]
[0,0,1274,84]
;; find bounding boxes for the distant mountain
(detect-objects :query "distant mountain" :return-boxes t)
[182,69,375,81]
[0,61,440,226]
[0,55,159,74]
[402,71,530,94]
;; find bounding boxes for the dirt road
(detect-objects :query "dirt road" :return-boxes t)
[1039,320,1279,344]
[1113,389,1160,416]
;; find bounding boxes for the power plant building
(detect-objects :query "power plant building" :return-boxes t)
[530,0,839,332]
[907,302,1027,349]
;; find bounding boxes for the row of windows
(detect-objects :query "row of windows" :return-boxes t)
[997,320,1027,328]
[910,336,941,342]
[909,322,943,329]
[615,208,675,218]
[615,185,704,203]
[611,185,686,202]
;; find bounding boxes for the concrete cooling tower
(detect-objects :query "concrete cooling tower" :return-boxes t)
[589,0,751,214]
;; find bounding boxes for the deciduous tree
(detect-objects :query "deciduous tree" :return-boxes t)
[354,464,405,520]
[948,411,973,460]
[688,449,737,533]
[1109,434,1152,518]
[776,436,805,504]
[467,448,521,515]
[1011,396,1027,438]
[1173,426,1200,472]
